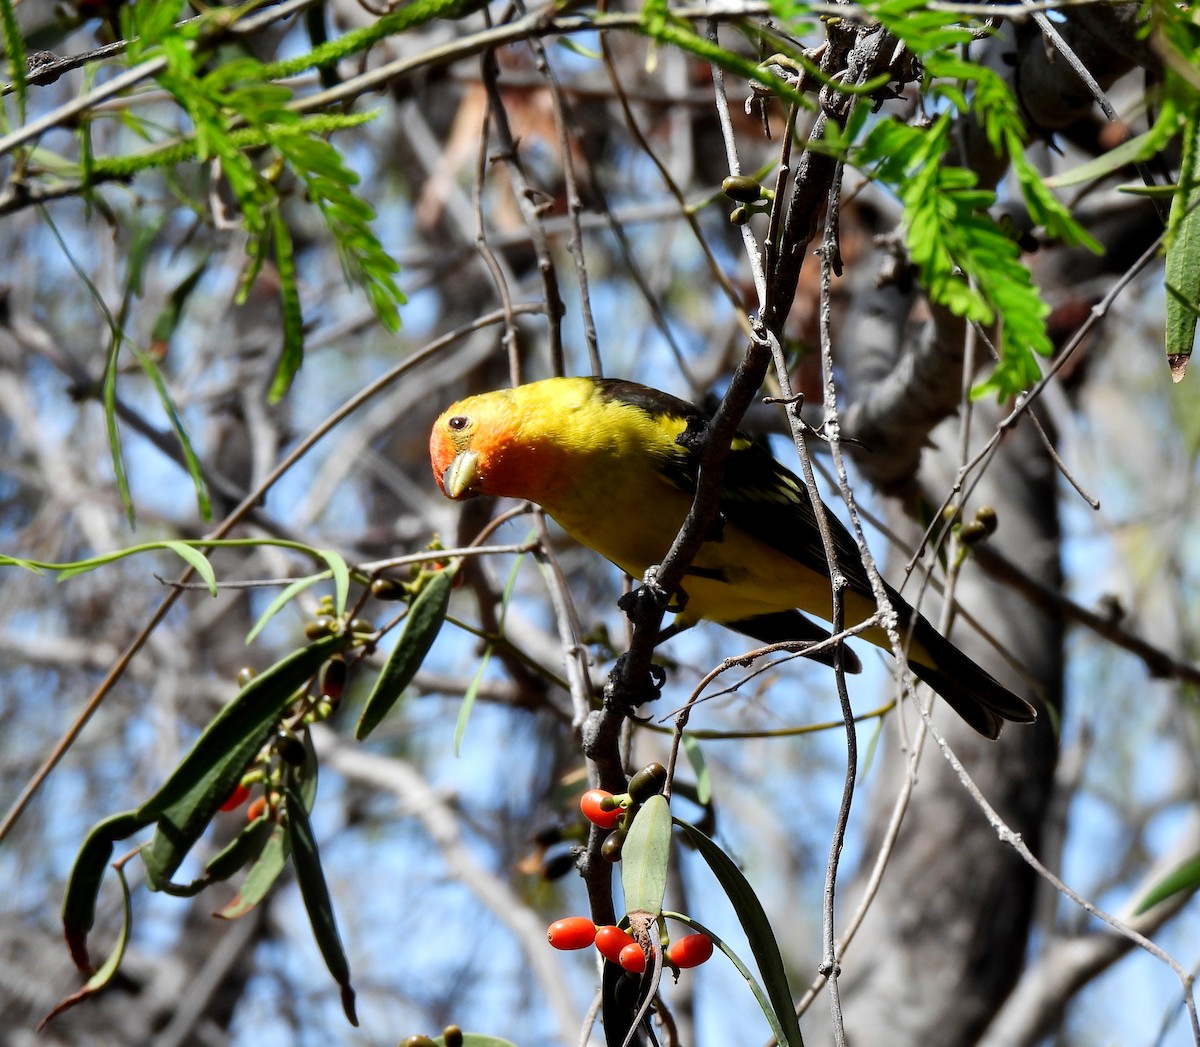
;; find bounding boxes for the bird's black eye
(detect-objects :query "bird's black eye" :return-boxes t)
[447,415,469,431]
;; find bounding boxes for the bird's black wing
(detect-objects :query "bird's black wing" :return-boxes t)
[596,377,880,603]
[726,611,864,672]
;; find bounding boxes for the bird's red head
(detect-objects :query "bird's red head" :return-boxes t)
[430,387,532,501]
[430,400,484,500]
[430,380,592,507]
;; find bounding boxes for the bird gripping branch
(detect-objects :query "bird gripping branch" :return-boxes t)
[430,376,1037,739]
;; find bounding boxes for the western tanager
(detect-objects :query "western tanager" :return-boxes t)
[429,376,1036,738]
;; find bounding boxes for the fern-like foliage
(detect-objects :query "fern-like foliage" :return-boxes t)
[767,0,1103,398]
[121,3,403,399]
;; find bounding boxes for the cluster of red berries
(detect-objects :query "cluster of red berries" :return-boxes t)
[579,761,668,862]
[546,916,714,974]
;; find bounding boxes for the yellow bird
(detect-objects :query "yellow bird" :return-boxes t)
[429,376,1036,738]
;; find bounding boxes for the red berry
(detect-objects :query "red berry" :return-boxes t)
[219,783,251,812]
[594,925,637,964]
[246,795,268,822]
[580,789,623,829]
[547,917,597,950]
[618,942,647,973]
[667,933,714,968]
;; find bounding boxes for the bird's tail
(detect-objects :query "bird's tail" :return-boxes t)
[904,612,1037,739]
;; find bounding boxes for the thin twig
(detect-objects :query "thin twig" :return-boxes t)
[924,711,1200,1045]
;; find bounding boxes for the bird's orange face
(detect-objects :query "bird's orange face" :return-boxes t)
[430,381,589,509]
[430,401,484,500]
[430,389,529,500]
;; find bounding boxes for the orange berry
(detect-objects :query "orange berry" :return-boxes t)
[219,783,250,812]
[667,933,714,968]
[580,789,623,829]
[618,942,647,973]
[246,795,268,822]
[594,925,637,964]
[546,916,596,950]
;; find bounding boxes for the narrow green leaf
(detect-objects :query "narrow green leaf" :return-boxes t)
[150,258,208,343]
[556,36,602,59]
[682,734,711,805]
[267,209,305,402]
[620,794,672,916]
[453,644,491,756]
[1045,107,1182,190]
[292,727,320,813]
[103,325,133,527]
[1135,852,1200,914]
[56,550,129,581]
[132,346,213,521]
[138,636,347,888]
[157,818,275,898]
[214,822,289,919]
[317,549,350,618]
[660,909,802,1046]
[38,207,136,526]
[61,809,147,972]
[0,554,44,572]
[356,569,452,740]
[245,571,329,645]
[284,778,358,1026]
[675,818,804,1047]
[1166,108,1200,382]
[164,541,217,596]
[1,0,27,123]
[41,864,134,1031]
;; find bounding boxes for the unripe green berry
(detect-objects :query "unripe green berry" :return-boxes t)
[722,175,763,202]
[601,829,627,862]
[371,577,407,601]
[305,616,338,640]
[628,762,667,803]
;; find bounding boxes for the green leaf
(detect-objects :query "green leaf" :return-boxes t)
[38,207,136,526]
[1135,852,1200,914]
[41,864,134,1031]
[0,554,45,572]
[157,817,275,898]
[675,818,805,1047]
[1166,106,1200,382]
[284,777,358,1026]
[61,809,148,972]
[620,794,672,916]
[454,645,491,757]
[150,258,208,343]
[1044,115,1181,190]
[131,344,213,521]
[317,549,351,618]
[682,734,711,805]
[356,569,453,740]
[214,822,289,920]
[245,571,329,645]
[138,635,348,888]
[267,209,305,402]
[1,0,27,123]
[661,910,799,1043]
[164,541,217,596]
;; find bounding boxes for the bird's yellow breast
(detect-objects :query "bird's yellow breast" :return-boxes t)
[540,453,877,630]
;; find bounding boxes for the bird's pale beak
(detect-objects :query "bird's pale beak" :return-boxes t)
[443,450,482,499]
